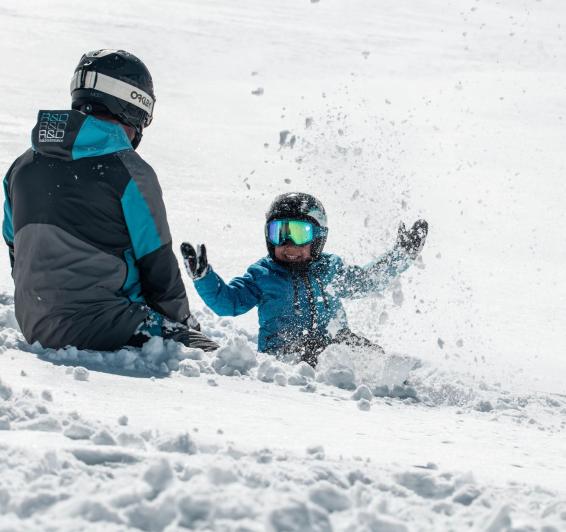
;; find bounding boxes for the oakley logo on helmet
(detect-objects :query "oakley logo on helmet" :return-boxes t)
[71,71,154,115]
[130,90,152,109]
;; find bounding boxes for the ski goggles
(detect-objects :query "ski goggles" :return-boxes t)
[266,219,325,246]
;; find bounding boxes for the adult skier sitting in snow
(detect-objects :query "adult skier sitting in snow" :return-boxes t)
[2,49,218,352]
[181,192,427,366]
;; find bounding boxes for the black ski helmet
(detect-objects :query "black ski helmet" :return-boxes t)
[70,49,155,149]
[265,192,328,261]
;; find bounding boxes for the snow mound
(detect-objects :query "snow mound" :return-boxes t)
[0,374,564,531]
[211,336,258,376]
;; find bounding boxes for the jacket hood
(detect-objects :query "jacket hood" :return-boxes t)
[31,110,132,161]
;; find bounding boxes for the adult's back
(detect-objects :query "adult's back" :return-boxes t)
[3,50,217,352]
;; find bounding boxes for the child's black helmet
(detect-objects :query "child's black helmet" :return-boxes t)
[265,192,328,260]
[70,49,155,149]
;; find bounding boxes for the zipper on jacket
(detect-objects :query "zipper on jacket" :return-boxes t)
[291,273,301,315]
[302,272,317,330]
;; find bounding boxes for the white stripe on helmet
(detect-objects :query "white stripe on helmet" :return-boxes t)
[70,70,154,117]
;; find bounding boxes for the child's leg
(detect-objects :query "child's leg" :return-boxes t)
[299,337,327,367]
[332,328,384,354]
[273,333,330,367]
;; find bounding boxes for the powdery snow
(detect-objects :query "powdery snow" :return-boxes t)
[1,365,565,531]
[1,294,566,529]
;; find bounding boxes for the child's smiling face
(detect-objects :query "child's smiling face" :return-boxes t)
[274,242,312,263]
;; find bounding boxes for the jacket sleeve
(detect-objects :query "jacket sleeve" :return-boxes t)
[194,266,261,316]
[2,172,14,270]
[119,154,190,323]
[331,248,413,300]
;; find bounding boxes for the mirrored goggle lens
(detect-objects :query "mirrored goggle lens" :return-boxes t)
[267,220,316,246]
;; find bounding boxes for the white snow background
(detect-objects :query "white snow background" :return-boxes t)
[1,0,566,530]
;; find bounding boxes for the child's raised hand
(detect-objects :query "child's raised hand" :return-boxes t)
[395,219,428,259]
[180,242,210,280]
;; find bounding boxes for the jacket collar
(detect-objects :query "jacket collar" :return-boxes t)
[31,110,132,161]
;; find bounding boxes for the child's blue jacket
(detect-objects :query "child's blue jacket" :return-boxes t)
[194,249,412,353]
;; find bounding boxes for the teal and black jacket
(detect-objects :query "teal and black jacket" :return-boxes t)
[194,250,413,354]
[2,110,190,350]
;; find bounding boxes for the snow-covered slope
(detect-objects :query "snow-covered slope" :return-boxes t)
[1,0,565,530]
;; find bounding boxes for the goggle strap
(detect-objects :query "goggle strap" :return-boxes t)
[70,70,154,118]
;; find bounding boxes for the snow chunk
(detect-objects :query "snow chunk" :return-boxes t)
[141,335,166,359]
[71,447,139,466]
[351,385,372,401]
[178,495,212,528]
[307,445,326,460]
[316,346,356,390]
[258,358,286,383]
[309,481,351,512]
[73,366,90,381]
[64,423,95,440]
[17,416,62,432]
[474,400,494,412]
[178,359,201,378]
[179,347,204,361]
[117,432,146,450]
[357,399,371,411]
[319,366,356,390]
[155,432,197,454]
[356,512,409,532]
[288,374,308,386]
[211,336,257,376]
[395,470,455,499]
[255,448,274,464]
[373,384,418,400]
[296,361,316,380]
[72,500,122,524]
[17,492,66,519]
[125,494,177,531]
[91,429,117,446]
[41,389,53,402]
[197,360,213,374]
[453,484,481,506]
[483,504,512,531]
[0,378,13,400]
[143,458,174,495]
[208,465,239,485]
[268,500,332,532]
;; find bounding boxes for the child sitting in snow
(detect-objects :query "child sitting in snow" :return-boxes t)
[181,192,428,366]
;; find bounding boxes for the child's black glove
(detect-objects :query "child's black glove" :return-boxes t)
[395,219,428,259]
[180,242,209,280]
